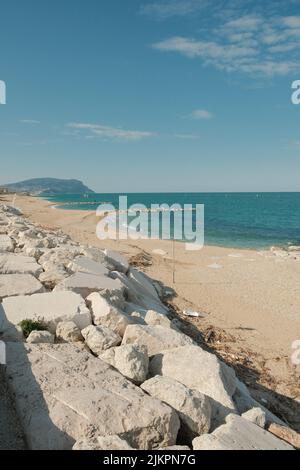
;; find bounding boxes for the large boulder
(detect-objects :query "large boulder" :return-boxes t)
[141,376,211,441]
[122,325,194,356]
[0,274,45,300]
[68,256,109,276]
[192,414,294,450]
[5,343,180,449]
[0,254,43,276]
[104,249,129,274]
[27,330,55,344]
[0,291,91,336]
[112,271,169,314]
[145,310,175,329]
[149,345,237,428]
[54,272,125,299]
[82,325,121,355]
[100,344,149,384]
[56,321,83,343]
[87,292,133,336]
[0,235,14,252]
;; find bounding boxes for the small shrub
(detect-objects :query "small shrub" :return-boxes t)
[18,319,46,338]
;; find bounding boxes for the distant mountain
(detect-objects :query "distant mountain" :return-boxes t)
[4,178,95,196]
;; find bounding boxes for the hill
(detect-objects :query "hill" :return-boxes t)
[3,178,95,196]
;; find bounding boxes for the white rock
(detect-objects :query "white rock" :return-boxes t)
[27,330,55,344]
[38,267,69,288]
[73,435,134,450]
[104,249,129,274]
[141,376,211,440]
[122,325,193,356]
[0,291,91,336]
[192,414,294,450]
[54,272,125,299]
[150,345,237,428]
[68,256,109,276]
[87,292,133,336]
[145,310,174,329]
[242,407,266,428]
[113,271,169,314]
[5,343,180,449]
[0,235,14,252]
[56,321,83,342]
[82,325,121,355]
[0,274,45,299]
[233,379,288,427]
[0,253,42,276]
[100,344,149,384]
[159,445,190,450]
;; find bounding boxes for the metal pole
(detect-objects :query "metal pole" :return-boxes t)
[172,238,175,284]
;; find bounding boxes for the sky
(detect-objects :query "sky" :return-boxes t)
[0,0,300,192]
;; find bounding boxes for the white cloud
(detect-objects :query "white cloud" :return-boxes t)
[282,16,300,28]
[147,1,300,77]
[191,109,213,120]
[20,119,40,124]
[68,123,155,141]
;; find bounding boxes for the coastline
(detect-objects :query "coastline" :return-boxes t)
[2,192,300,430]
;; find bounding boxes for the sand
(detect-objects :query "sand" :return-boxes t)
[2,193,300,430]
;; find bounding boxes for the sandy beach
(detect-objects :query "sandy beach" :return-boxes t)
[3,192,300,430]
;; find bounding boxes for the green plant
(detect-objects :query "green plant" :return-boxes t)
[18,319,46,338]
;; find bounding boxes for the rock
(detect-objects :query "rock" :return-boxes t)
[112,272,168,314]
[27,330,55,344]
[145,310,174,329]
[159,445,190,450]
[100,344,149,384]
[233,379,288,427]
[0,254,42,276]
[5,343,180,449]
[38,267,69,289]
[82,325,121,355]
[141,376,211,441]
[0,235,14,252]
[0,291,91,336]
[56,321,83,343]
[242,407,266,428]
[0,274,45,299]
[149,345,237,428]
[122,325,194,356]
[192,414,294,450]
[87,292,133,336]
[268,423,300,449]
[38,246,83,268]
[54,272,124,299]
[68,256,109,276]
[104,249,129,274]
[73,435,134,450]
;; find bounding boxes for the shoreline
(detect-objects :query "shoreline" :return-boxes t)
[2,193,300,431]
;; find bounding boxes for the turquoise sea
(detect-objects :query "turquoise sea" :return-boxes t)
[42,193,300,249]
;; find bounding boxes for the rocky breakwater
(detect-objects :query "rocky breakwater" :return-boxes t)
[0,203,298,450]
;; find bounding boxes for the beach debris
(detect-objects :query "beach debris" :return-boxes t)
[152,249,167,256]
[268,423,300,449]
[228,253,243,258]
[208,263,223,269]
[183,309,207,318]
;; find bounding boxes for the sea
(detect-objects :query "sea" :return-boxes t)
[41,192,300,249]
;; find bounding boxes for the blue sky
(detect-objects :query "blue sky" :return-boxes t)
[0,0,300,192]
